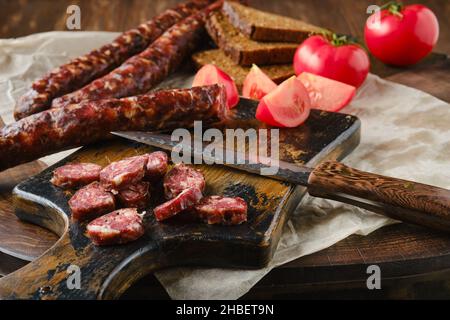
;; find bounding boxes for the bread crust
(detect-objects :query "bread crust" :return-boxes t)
[222,1,325,43]
[205,11,298,66]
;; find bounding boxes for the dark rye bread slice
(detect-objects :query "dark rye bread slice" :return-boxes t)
[192,49,294,90]
[205,11,298,66]
[222,1,325,42]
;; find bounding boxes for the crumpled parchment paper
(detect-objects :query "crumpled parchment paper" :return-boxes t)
[0,31,449,300]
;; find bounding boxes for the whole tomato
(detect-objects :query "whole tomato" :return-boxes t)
[365,3,439,66]
[293,34,370,88]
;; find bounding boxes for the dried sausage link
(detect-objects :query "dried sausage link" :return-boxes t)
[14,0,214,120]
[0,84,227,172]
[52,1,222,108]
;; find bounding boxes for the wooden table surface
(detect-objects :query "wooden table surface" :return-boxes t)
[0,0,449,300]
[1,0,449,55]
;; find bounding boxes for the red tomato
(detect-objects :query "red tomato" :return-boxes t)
[365,3,439,66]
[256,76,310,128]
[192,64,239,109]
[293,35,370,88]
[297,72,356,112]
[242,64,277,100]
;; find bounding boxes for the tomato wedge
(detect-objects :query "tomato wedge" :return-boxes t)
[242,64,277,100]
[192,64,239,109]
[297,72,356,112]
[256,76,311,128]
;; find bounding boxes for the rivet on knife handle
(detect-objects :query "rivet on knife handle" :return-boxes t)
[307,160,450,232]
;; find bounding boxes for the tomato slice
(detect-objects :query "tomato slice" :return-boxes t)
[242,64,277,100]
[256,76,311,128]
[297,72,356,112]
[192,64,239,109]
[255,99,284,127]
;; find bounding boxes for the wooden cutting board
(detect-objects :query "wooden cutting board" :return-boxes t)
[0,105,360,299]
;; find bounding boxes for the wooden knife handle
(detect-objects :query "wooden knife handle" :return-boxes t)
[308,160,450,232]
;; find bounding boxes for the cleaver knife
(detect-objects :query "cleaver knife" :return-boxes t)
[112,130,450,233]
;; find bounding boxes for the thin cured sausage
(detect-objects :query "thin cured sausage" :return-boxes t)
[14,0,214,120]
[52,2,221,108]
[86,208,145,246]
[50,162,102,188]
[0,84,227,172]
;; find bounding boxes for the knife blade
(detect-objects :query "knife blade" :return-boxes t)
[227,97,258,121]
[112,131,313,186]
[112,131,450,233]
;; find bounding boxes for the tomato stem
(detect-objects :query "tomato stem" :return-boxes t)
[318,32,366,50]
[330,33,358,47]
[381,1,404,18]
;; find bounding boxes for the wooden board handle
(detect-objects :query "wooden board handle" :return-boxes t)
[0,232,168,299]
[308,160,450,232]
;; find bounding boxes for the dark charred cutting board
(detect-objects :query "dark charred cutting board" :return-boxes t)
[0,104,360,299]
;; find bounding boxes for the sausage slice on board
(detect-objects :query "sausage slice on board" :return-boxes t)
[51,162,102,189]
[69,182,116,222]
[86,208,145,246]
[163,164,206,200]
[117,182,150,210]
[194,196,247,225]
[100,155,148,191]
[154,187,203,221]
[145,151,169,181]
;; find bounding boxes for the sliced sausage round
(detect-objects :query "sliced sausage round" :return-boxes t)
[194,196,247,225]
[86,208,145,246]
[117,182,150,210]
[69,182,116,222]
[100,155,148,191]
[154,187,203,222]
[145,151,169,181]
[50,162,102,189]
[163,164,205,199]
